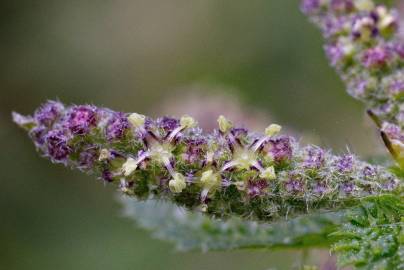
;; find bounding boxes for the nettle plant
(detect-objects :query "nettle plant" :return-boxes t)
[13,0,404,269]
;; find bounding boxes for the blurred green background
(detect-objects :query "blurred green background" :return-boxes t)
[0,0,392,269]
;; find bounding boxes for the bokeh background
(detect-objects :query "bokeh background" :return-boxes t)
[1,0,398,269]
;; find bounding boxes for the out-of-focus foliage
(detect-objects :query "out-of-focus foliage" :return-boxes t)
[121,197,343,252]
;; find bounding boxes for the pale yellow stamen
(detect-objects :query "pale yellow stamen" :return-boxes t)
[128,113,146,128]
[217,115,233,133]
[378,14,395,30]
[235,181,245,191]
[259,166,276,180]
[169,173,187,193]
[150,143,173,165]
[234,148,257,170]
[354,0,374,11]
[122,157,138,176]
[200,204,208,212]
[265,124,282,137]
[180,115,197,129]
[200,170,220,190]
[206,151,214,164]
[98,149,110,161]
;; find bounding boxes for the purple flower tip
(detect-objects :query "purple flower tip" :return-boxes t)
[101,170,113,182]
[34,101,64,127]
[301,0,320,14]
[325,43,344,66]
[330,0,353,13]
[303,146,325,169]
[362,47,391,68]
[29,126,47,146]
[362,166,377,178]
[336,155,354,173]
[159,117,180,133]
[247,179,268,198]
[45,130,71,162]
[381,122,403,141]
[106,112,129,140]
[313,182,327,194]
[183,138,206,163]
[342,182,355,194]
[285,174,304,193]
[78,146,98,169]
[66,105,97,135]
[265,136,293,162]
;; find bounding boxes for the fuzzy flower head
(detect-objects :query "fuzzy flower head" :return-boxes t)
[247,179,269,198]
[265,136,293,163]
[335,154,355,173]
[217,115,233,133]
[34,100,64,127]
[362,46,391,68]
[45,130,71,163]
[159,117,180,133]
[65,105,97,135]
[106,112,129,140]
[301,0,321,14]
[303,146,325,169]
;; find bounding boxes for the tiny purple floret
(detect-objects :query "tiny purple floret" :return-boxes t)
[45,130,71,162]
[34,101,64,127]
[106,112,129,140]
[66,105,97,135]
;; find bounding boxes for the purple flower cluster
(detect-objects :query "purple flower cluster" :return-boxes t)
[66,105,97,135]
[45,130,71,162]
[78,146,98,169]
[247,179,269,198]
[264,136,293,163]
[285,176,304,194]
[158,117,180,133]
[34,100,64,127]
[106,112,129,140]
[13,101,401,222]
[335,154,354,173]
[303,146,325,169]
[362,46,391,68]
[301,0,404,166]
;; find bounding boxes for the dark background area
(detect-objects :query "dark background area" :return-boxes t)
[0,1,393,269]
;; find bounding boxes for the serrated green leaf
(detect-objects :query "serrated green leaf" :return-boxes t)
[331,194,404,270]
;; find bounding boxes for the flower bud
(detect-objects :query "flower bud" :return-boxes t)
[128,113,146,128]
[180,115,197,129]
[200,170,220,189]
[98,149,111,161]
[169,173,187,193]
[354,0,374,11]
[265,124,282,137]
[217,115,233,133]
[122,157,138,177]
[260,166,276,180]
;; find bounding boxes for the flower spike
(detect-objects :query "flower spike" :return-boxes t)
[13,101,402,222]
